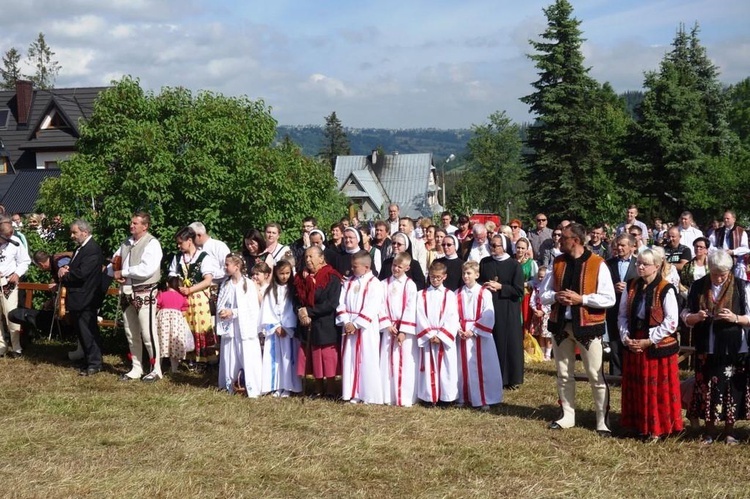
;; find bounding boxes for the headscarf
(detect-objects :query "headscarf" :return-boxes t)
[491,234,511,262]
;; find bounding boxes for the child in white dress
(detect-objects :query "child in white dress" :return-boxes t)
[260,260,302,396]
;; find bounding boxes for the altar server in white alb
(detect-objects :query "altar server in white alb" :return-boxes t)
[456,261,502,409]
[379,252,419,407]
[416,260,460,405]
[216,253,262,397]
[336,250,384,404]
[260,260,302,397]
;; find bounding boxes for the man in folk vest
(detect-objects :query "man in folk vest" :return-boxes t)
[109,211,163,382]
[539,223,616,436]
[709,210,749,279]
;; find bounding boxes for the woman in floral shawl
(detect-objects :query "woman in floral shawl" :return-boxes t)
[682,250,750,445]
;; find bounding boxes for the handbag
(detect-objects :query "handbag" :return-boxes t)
[646,334,679,358]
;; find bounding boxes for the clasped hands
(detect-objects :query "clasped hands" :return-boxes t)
[387,326,406,345]
[555,289,583,307]
[625,337,651,354]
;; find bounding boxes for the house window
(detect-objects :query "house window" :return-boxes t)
[0,157,7,174]
[44,161,59,169]
[40,110,70,130]
[0,109,8,129]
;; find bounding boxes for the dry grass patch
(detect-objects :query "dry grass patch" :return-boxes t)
[1,341,749,498]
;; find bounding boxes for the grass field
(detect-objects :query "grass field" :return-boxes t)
[2,338,750,498]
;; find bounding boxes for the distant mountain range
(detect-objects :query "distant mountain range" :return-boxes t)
[276,91,644,167]
[276,125,472,165]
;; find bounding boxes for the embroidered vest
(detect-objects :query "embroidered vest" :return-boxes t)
[550,251,606,339]
[625,277,671,339]
[120,232,161,286]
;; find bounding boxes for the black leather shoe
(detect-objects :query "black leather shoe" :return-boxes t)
[8,351,23,359]
[548,422,564,430]
[79,367,102,377]
[119,374,138,382]
[597,430,612,438]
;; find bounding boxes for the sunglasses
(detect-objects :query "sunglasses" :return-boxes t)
[441,243,453,247]
[553,233,562,237]
[510,225,519,229]
[536,218,546,222]
[490,244,504,248]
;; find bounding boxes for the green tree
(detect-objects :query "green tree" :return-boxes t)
[624,24,740,220]
[449,111,525,217]
[319,111,350,169]
[27,32,61,89]
[520,0,627,226]
[727,77,750,146]
[37,77,347,253]
[1,47,22,90]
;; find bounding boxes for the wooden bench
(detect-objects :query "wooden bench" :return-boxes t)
[18,282,121,329]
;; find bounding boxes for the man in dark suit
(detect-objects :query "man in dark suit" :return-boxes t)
[58,219,106,376]
[605,233,638,376]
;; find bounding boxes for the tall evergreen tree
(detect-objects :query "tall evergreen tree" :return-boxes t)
[319,111,351,169]
[624,24,739,218]
[520,0,627,225]
[1,48,22,90]
[27,32,60,89]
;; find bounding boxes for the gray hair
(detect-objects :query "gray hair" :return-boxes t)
[72,219,93,234]
[0,215,10,224]
[189,221,207,235]
[472,223,487,236]
[708,250,734,273]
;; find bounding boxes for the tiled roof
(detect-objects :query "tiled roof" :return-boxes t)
[0,86,106,170]
[0,169,61,214]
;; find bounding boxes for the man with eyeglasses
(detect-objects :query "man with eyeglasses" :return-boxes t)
[628,226,649,254]
[587,224,609,259]
[435,234,464,291]
[677,211,703,257]
[539,223,616,436]
[465,223,492,263]
[528,213,552,265]
[605,233,638,377]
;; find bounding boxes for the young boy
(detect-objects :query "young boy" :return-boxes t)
[416,261,459,405]
[456,261,502,409]
[379,252,419,407]
[336,250,384,404]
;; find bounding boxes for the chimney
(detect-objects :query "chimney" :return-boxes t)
[16,80,33,127]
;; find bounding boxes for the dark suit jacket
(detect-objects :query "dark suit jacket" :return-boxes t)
[605,255,638,328]
[63,238,106,312]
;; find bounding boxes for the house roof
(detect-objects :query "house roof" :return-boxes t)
[0,169,61,214]
[334,152,434,219]
[348,169,389,212]
[0,85,106,170]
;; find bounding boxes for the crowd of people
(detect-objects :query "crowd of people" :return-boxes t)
[2,202,749,445]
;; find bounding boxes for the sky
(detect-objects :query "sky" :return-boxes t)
[2,0,748,129]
